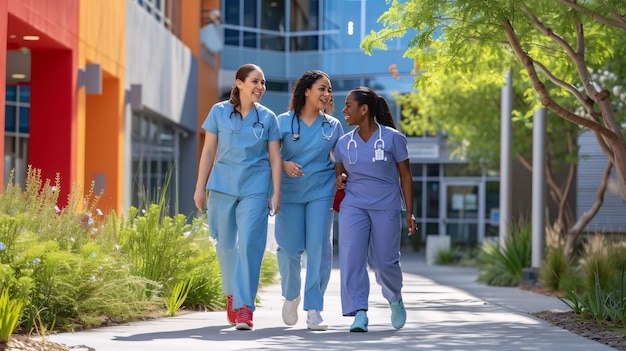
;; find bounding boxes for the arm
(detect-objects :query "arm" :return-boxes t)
[397,159,417,236]
[194,132,218,211]
[268,140,282,215]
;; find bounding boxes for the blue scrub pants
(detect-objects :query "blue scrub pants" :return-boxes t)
[207,191,269,311]
[275,197,333,311]
[338,205,403,316]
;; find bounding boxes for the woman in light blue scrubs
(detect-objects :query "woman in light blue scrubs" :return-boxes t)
[333,87,417,332]
[275,70,343,330]
[194,64,282,331]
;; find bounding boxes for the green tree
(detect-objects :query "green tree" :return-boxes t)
[363,0,626,256]
[363,0,626,200]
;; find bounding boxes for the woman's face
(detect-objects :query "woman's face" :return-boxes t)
[342,93,366,126]
[305,76,333,111]
[236,69,266,104]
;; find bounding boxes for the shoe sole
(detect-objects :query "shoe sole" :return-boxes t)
[282,297,301,326]
[349,327,367,332]
[307,325,328,331]
[235,323,252,330]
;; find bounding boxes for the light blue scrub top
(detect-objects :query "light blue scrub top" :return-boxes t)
[203,100,280,197]
[277,111,344,203]
[334,125,409,210]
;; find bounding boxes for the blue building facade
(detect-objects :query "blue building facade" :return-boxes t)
[218,0,501,246]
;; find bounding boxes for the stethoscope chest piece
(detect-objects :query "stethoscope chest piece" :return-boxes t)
[348,122,386,164]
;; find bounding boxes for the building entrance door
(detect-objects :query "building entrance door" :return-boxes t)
[441,182,482,244]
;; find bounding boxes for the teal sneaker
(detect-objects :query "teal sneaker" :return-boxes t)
[349,310,368,332]
[390,300,406,329]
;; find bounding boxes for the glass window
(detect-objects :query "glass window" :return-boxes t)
[224,1,240,25]
[426,181,439,218]
[6,86,16,102]
[131,113,180,216]
[485,181,500,219]
[243,31,257,48]
[410,163,423,177]
[5,106,16,132]
[19,86,30,103]
[225,29,240,46]
[261,34,285,51]
[243,0,257,27]
[427,164,439,177]
[332,79,361,92]
[266,81,289,92]
[261,0,285,30]
[290,0,319,31]
[290,35,318,51]
[18,107,29,134]
[323,34,339,50]
[413,181,422,219]
[425,222,439,235]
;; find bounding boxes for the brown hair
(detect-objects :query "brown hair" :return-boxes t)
[229,63,263,111]
[289,70,332,115]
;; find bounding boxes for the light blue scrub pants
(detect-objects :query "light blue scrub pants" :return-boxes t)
[338,205,403,316]
[275,197,333,311]
[207,191,269,311]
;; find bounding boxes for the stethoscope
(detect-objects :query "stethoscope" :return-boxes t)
[347,120,386,165]
[230,105,264,140]
[291,111,333,141]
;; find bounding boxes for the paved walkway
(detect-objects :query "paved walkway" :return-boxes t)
[48,250,615,351]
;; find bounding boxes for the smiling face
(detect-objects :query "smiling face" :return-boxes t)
[342,92,367,126]
[236,69,266,105]
[305,76,333,111]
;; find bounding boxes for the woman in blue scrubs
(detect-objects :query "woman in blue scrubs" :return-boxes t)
[194,64,282,331]
[333,86,417,332]
[275,70,343,330]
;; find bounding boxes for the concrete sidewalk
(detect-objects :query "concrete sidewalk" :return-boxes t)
[48,250,614,351]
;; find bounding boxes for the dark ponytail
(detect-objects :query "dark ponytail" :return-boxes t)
[349,87,396,129]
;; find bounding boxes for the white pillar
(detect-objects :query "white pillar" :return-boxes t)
[499,72,513,247]
[531,108,546,268]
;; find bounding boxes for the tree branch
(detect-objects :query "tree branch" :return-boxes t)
[554,0,626,30]
[500,19,618,143]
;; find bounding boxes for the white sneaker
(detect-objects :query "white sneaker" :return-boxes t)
[282,296,301,326]
[306,310,328,331]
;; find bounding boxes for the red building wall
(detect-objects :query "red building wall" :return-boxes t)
[7,0,79,205]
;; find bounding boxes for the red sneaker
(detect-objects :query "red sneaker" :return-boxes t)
[235,305,253,330]
[226,295,236,325]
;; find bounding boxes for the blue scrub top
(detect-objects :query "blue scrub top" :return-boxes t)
[203,100,280,197]
[277,111,344,203]
[334,125,409,210]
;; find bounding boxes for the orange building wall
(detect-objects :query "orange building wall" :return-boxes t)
[79,0,126,213]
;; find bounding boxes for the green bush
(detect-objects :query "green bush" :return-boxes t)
[0,166,279,339]
[539,246,571,291]
[477,219,531,286]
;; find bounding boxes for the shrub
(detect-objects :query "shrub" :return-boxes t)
[477,218,531,286]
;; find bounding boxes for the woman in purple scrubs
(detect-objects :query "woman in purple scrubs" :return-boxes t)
[333,86,417,332]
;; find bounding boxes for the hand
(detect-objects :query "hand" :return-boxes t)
[194,189,207,212]
[335,173,347,190]
[283,161,303,177]
[269,195,280,216]
[407,214,417,237]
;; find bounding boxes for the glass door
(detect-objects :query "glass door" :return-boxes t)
[441,182,481,245]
